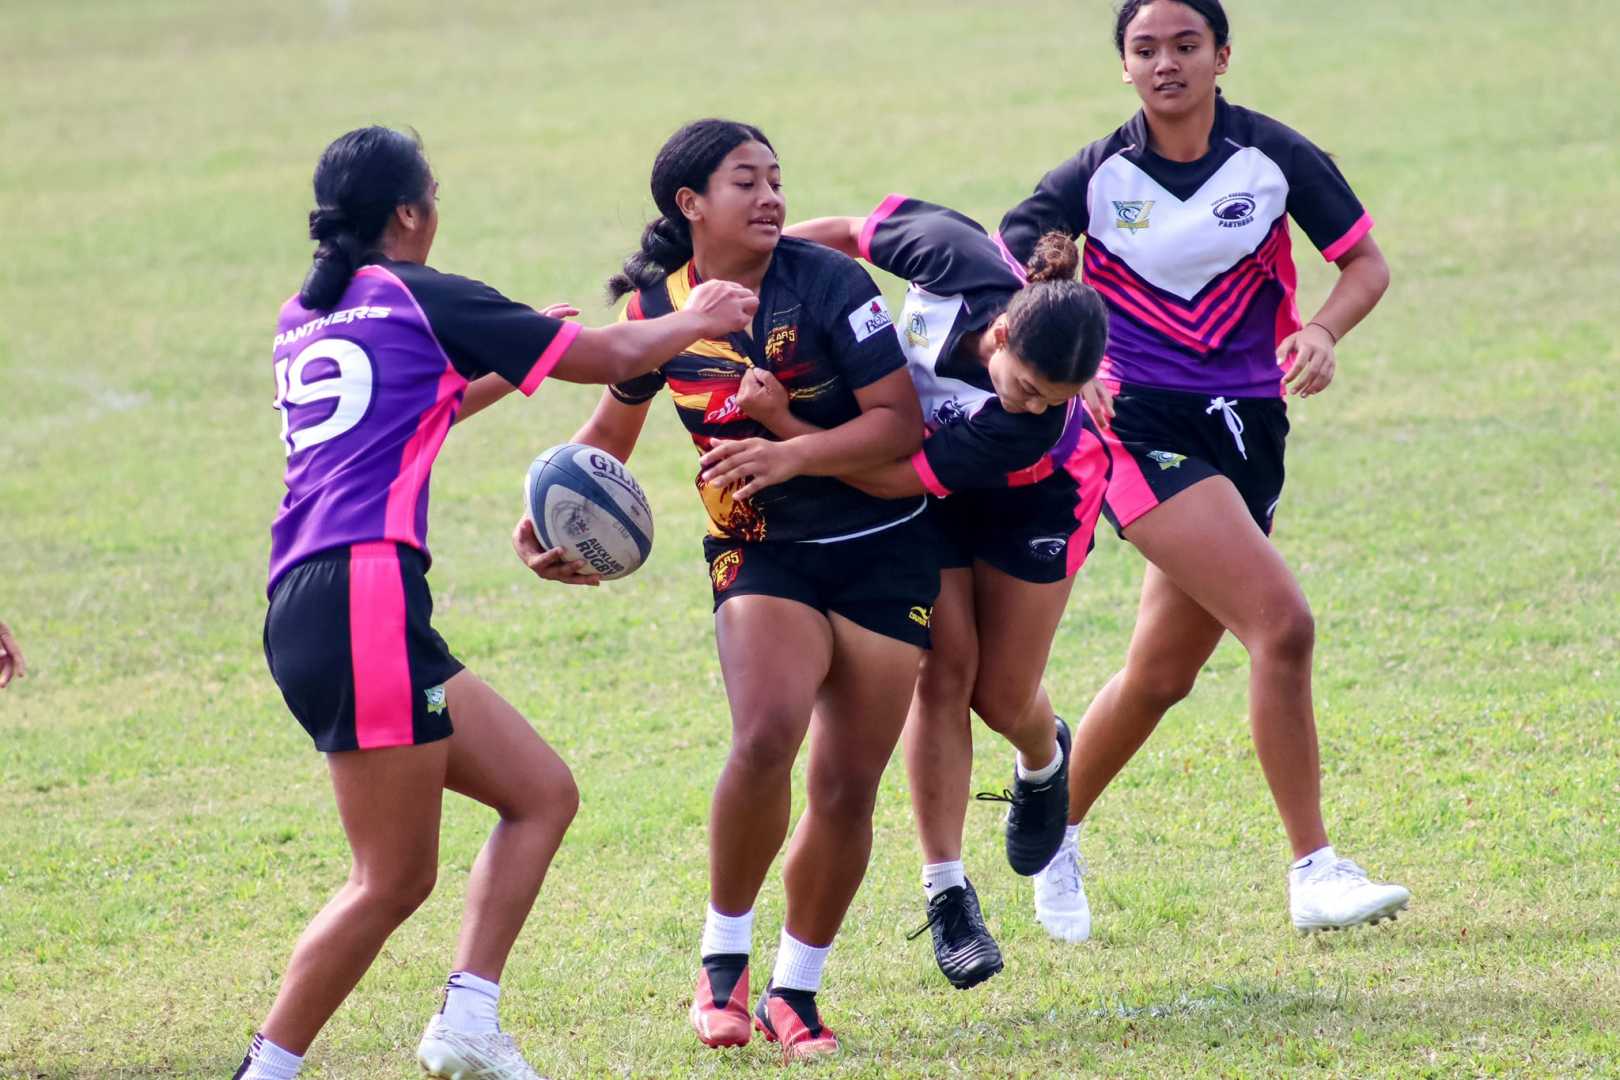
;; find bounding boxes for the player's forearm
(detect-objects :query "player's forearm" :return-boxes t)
[564,310,714,385]
[1310,244,1390,343]
[783,217,864,259]
[839,458,927,499]
[783,403,922,477]
[571,392,648,464]
[455,374,516,424]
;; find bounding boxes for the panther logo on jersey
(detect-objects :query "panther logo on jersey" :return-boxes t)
[1212,192,1257,228]
[710,548,744,592]
[1113,200,1155,232]
[933,398,969,428]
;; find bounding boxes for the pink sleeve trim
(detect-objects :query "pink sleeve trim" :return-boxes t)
[519,321,582,396]
[857,194,908,262]
[1321,212,1373,263]
[991,231,1030,284]
[911,448,951,498]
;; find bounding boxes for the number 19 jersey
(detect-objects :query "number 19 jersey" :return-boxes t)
[267,260,578,594]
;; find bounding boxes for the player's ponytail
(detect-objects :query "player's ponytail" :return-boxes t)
[1114,0,1229,55]
[1004,231,1108,386]
[298,126,434,311]
[607,118,775,301]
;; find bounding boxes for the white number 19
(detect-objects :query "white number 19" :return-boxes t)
[273,338,375,456]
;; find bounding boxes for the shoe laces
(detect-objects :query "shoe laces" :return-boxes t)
[1046,841,1085,896]
[976,786,1037,829]
[1309,857,1370,885]
[906,888,973,944]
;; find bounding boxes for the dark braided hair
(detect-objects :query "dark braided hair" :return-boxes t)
[1114,0,1230,55]
[298,126,434,310]
[1003,232,1108,385]
[606,118,775,301]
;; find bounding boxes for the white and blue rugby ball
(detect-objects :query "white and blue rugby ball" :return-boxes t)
[524,443,654,580]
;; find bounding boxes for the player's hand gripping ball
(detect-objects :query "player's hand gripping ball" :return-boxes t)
[524,444,654,581]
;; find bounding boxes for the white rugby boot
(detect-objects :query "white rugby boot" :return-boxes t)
[1033,827,1092,943]
[1289,855,1410,933]
[417,1015,547,1080]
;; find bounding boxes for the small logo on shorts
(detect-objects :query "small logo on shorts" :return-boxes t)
[908,605,933,628]
[1028,536,1067,560]
[425,685,446,715]
[1113,200,1155,232]
[1147,450,1187,470]
[710,548,743,592]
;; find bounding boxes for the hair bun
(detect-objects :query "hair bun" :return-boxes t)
[1025,231,1080,284]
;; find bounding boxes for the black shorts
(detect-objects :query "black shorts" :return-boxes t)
[930,471,1101,585]
[702,511,941,649]
[1097,382,1289,535]
[264,542,463,753]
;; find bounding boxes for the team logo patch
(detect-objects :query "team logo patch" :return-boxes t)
[933,398,969,427]
[424,685,447,716]
[710,548,743,592]
[765,323,797,365]
[1113,199,1154,232]
[905,310,929,349]
[1212,192,1257,228]
[1147,450,1187,470]
[1027,536,1067,561]
[908,605,932,628]
[847,297,894,343]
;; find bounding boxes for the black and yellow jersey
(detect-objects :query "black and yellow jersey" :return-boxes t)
[611,236,925,544]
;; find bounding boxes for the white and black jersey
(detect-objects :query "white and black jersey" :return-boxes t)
[1000,96,1373,398]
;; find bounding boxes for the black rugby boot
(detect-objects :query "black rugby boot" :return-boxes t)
[908,877,1004,990]
[978,716,1072,875]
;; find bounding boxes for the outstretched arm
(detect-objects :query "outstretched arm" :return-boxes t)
[784,217,864,260]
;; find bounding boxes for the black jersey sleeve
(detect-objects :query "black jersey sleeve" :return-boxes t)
[999,153,1096,264]
[1282,130,1373,261]
[913,399,1067,496]
[861,196,1024,304]
[819,254,907,391]
[606,292,667,405]
[398,263,579,395]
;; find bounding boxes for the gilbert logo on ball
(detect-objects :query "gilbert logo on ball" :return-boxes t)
[525,444,655,580]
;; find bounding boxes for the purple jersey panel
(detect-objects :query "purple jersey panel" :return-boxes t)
[267,265,467,594]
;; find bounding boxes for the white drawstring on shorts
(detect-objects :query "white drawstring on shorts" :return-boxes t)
[1205,396,1248,460]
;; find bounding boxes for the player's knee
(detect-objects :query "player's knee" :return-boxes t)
[726,718,800,777]
[917,653,976,712]
[808,769,880,824]
[545,761,581,831]
[970,680,1037,735]
[1253,604,1315,668]
[1121,662,1199,713]
[358,862,437,922]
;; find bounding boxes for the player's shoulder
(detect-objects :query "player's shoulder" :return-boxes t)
[775,236,878,301]
[382,259,496,300]
[1222,100,1319,160]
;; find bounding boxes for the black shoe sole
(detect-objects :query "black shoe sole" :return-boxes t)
[945,955,1004,990]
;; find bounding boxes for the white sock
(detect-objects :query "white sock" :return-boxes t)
[701,903,754,957]
[241,1034,302,1080]
[1290,845,1336,882]
[440,970,501,1035]
[1064,822,1081,845]
[772,929,831,993]
[1016,744,1062,784]
[922,860,966,899]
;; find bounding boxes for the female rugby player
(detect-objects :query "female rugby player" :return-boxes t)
[0,619,24,689]
[237,126,754,1080]
[515,118,933,1061]
[755,198,1108,989]
[998,0,1409,941]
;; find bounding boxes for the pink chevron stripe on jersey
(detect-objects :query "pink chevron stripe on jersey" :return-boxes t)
[348,542,415,749]
[858,194,908,262]
[990,231,1030,284]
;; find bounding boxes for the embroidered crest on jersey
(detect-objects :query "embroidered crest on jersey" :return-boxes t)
[1212,193,1257,228]
[1113,199,1155,232]
[905,310,929,348]
[764,321,798,366]
[425,685,447,715]
[932,398,970,428]
[710,548,743,592]
[1147,450,1187,470]
[848,297,893,343]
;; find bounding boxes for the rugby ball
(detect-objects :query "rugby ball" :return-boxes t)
[524,443,654,580]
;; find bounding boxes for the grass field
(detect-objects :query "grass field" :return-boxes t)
[3,0,1619,1076]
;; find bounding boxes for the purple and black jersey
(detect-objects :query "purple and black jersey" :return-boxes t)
[999,97,1373,398]
[268,259,578,593]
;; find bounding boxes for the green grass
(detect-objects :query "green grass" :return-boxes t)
[2,0,1618,1076]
